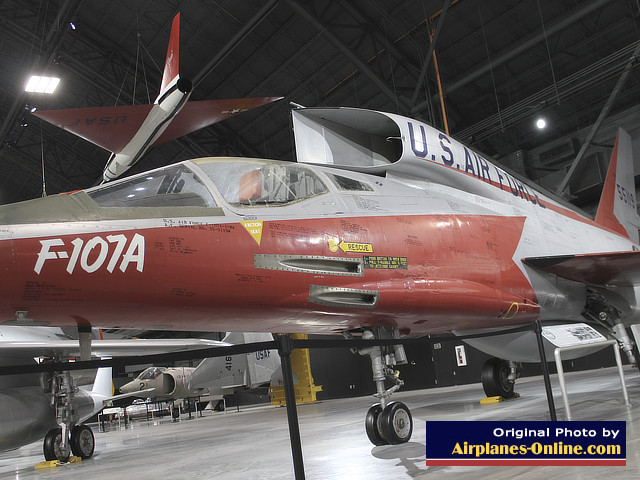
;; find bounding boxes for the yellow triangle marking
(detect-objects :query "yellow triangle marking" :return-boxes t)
[241,221,263,245]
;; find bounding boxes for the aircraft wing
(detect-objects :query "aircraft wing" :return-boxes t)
[151,96,282,146]
[104,388,156,404]
[0,338,229,358]
[33,104,154,153]
[524,250,640,286]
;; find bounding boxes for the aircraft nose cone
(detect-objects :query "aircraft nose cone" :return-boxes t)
[119,381,137,394]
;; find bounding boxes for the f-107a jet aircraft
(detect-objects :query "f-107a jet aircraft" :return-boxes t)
[1,105,639,449]
[33,13,280,183]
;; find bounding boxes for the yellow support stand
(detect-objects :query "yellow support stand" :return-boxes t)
[270,334,322,406]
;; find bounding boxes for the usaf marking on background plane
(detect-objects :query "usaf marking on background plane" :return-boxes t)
[120,332,280,403]
[33,13,281,182]
[1,105,639,449]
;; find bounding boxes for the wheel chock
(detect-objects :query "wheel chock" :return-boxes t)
[35,456,82,469]
[480,392,520,405]
[481,395,503,404]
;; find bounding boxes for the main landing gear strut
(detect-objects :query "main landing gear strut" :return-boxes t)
[43,370,95,461]
[584,292,637,366]
[353,328,413,445]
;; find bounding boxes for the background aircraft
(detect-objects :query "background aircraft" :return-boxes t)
[0,105,638,448]
[120,332,280,406]
[0,326,226,461]
[33,13,281,183]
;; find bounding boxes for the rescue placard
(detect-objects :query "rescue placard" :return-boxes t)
[339,241,373,253]
[364,256,407,269]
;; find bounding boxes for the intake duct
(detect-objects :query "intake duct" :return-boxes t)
[308,285,379,309]
[255,254,363,276]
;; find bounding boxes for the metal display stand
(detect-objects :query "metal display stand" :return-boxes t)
[554,340,630,420]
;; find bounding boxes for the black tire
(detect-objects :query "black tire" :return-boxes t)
[70,424,95,459]
[481,358,515,398]
[365,404,387,446]
[379,402,413,445]
[43,428,70,462]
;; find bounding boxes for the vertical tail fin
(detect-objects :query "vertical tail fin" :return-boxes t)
[159,13,181,96]
[594,128,640,243]
[92,366,114,397]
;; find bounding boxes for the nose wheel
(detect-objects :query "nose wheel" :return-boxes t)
[365,404,386,445]
[356,328,413,446]
[365,401,413,445]
[43,428,71,462]
[43,424,95,461]
[70,424,95,459]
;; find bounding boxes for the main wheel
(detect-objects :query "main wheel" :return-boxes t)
[365,404,387,446]
[70,424,95,459]
[481,358,514,398]
[43,428,71,462]
[379,402,413,445]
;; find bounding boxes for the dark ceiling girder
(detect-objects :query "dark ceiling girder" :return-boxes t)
[0,0,82,159]
[191,0,280,88]
[456,41,640,144]
[411,0,616,116]
[409,0,451,110]
[283,0,410,112]
[557,41,640,196]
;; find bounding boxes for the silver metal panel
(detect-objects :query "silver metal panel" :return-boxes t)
[255,254,363,276]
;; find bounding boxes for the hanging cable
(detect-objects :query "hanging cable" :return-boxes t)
[383,19,401,114]
[140,35,151,104]
[40,123,46,197]
[114,54,135,106]
[477,0,504,133]
[537,0,560,105]
[133,5,151,104]
[132,32,141,105]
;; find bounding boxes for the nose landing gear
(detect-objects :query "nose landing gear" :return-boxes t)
[356,328,413,445]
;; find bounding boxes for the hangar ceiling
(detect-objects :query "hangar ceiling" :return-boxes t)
[0,0,639,208]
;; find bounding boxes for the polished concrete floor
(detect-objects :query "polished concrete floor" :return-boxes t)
[1,366,640,479]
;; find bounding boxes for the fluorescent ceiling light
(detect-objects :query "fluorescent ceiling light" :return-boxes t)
[25,76,60,94]
[536,117,547,129]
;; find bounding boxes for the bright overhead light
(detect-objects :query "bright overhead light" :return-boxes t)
[536,117,547,129]
[25,75,60,94]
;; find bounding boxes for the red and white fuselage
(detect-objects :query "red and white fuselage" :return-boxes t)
[1,104,638,343]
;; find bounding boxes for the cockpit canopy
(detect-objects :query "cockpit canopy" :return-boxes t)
[86,158,329,210]
[137,367,164,381]
[88,164,217,208]
[194,159,328,206]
